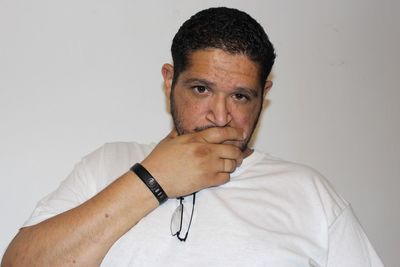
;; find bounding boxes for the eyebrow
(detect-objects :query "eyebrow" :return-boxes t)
[183,78,216,88]
[182,78,259,98]
[234,87,259,98]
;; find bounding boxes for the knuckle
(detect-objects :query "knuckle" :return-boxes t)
[227,160,235,172]
[222,159,236,173]
[219,173,231,184]
[227,146,242,160]
[185,133,199,142]
[233,147,242,157]
[193,131,211,143]
[231,160,238,172]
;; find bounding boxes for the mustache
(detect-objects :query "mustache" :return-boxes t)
[193,125,219,132]
[190,125,247,152]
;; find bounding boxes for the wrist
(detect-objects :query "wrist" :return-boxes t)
[130,163,168,205]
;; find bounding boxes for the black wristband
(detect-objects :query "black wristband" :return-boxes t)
[130,163,168,205]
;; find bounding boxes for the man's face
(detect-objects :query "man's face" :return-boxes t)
[162,48,272,156]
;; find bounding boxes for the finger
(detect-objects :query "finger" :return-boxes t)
[198,127,244,144]
[213,144,243,164]
[213,172,231,186]
[220,158,238,173]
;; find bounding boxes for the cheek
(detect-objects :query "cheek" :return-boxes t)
[233,114,252,130]
[231,105,260,132]
[179,97,208,125]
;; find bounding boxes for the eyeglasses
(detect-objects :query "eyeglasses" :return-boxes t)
[170,192,196,242]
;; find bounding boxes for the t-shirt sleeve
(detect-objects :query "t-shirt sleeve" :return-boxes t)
[327,204,384,267]
[22,148,102,227]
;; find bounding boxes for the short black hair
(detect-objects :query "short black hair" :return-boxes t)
[171,7,276,88]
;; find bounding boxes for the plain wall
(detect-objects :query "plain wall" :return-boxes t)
[1,0,399,266]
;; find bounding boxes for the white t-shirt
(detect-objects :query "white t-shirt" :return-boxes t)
[24,142,384,267]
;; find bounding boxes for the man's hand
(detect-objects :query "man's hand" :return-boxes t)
[141,127,244,198]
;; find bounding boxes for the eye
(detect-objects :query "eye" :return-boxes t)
[232,93,250,102]
[192,86,209,94]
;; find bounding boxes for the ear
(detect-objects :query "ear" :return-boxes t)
[161,63,174,99]
[263,80,273,98]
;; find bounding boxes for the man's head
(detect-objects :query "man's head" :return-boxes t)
[162,7,276,155]
[171,7,275,89]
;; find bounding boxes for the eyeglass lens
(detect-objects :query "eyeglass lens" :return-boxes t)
[170,193,196,242]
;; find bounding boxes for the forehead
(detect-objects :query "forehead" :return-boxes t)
[181,49,262,90]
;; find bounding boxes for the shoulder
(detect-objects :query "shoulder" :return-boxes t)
[247,149,332,185]
[86,141,155,158]
[80,141,156,188]
[82,142,156,166]
[249,150,349,225]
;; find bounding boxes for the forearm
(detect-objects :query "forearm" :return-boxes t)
[2,127,244,266]
[1,171,158,267]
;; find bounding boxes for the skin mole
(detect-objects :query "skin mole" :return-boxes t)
[194,145,212,158]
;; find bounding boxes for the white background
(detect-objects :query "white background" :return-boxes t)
[0,0,399,266]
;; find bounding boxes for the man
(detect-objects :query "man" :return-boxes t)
[2,7,383,267]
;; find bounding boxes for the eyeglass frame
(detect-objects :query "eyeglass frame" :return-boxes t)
[170,192,196,242]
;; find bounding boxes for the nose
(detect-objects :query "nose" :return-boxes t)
[206,95,232,127]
